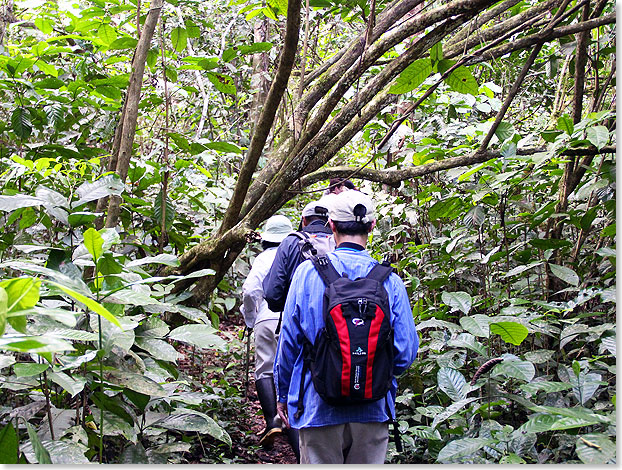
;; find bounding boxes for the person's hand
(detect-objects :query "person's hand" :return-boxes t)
[277,402,290,429]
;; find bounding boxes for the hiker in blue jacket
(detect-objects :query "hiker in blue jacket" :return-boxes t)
[263,193,337,313]
[273,190,419,464]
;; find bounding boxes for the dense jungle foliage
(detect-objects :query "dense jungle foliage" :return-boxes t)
[0,0,616,464]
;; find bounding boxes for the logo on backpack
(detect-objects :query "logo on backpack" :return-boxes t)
[352,318,365,326]
[353,346,367,356]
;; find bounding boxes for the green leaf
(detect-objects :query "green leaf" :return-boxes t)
[459,315,491,338]
[549,263,580,286]
[520,381,572,395]
[171,27,188,52]
[14,362,49,377]
[207,72,236,94]
[518,414,558,433]
[489,322,529,346]
[585,125,609,150]
[43,280,120,327]
[493,357,535,381]
[11,108,32,139]
[441,291,472,314]
[557,114,574,134]
[388,58,432,94]
[91,391,134,425]
[97,23,117,45]
[34,17,54,34]
[430,397,479,428]
[25,422,52,464]
[48,371,87,397]
[238,42,273,55]
[437,367,468,401]
[429,197,464,221]
[151,411,231,446]
[103,370,167,397]
[68,211,98,227]
[168,324,226,351]
[601,222,615,237]
[430,42,443,63]
[184,19,200,38]
[0,287,7,337]
[83,227,104,263]
[576,434,616,464]
[495,121,515,142]
[0,278,40,333]
[126,254,180,267]
[204,141,243,154]
[444,65,478,95]
[73,174,124,208]
[0,422,18,464]
[135,338,181,362]
[528,238,572,250]
[437,438,494,463]
[108,36,138,50]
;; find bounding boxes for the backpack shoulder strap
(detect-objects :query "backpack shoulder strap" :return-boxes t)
[289,231,309,241]
[365,261,394,285]
[311,255,341,286]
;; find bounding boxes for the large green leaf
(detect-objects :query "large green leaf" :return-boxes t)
[103,370,167,397]
[437,438,494,463]
[25,422,52,464]
[126,254,180,267]
[150,411,231,446]
[492,357,535,382]
[0,278,40,333]
[489,322,528,346]
[444,65,479,95]
[11,107,32,139]
[549,263,580,287]
[557,114,574,134]
[135,338,181,362]
[389,58,433,94]
[585,125,609,150]
[575,434,616,464]
[48,371,87,397]
[207,72,236,95]
[83,227,104,263]
[204,141,243,154]
[437,367,468,401]
[168,324,226,351]
[520,381,573,395]
[0,195,44,212]
[430,397,479,428]
[0,335,74,354]
[0,287,7,336]
[171,27,188,52]
[518,414,559,433]
[459,315,492,338]
[14,362,49,377]
[43,280,121,327]
[0,422,18,464]
[72,174,124,208]
[569,370,603,405]
[447,333,487,356]
[441,291,472,315]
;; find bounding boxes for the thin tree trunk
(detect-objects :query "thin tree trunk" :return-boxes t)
[104,0,164,229]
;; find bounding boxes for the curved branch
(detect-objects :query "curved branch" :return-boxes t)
[299,146,617,187]
[464,13,616,65]
[217,0,302,234]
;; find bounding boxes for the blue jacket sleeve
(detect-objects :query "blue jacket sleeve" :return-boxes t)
[263,236,300,313]
[273,268,304,403]
[388,273,419,376]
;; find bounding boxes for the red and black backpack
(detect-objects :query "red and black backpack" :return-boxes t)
[294,254,395,414]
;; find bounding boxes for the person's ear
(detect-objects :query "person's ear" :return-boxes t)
[328,219,336,232]
[369,220,376,232]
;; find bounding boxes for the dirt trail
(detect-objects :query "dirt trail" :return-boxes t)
[177,320,296,464]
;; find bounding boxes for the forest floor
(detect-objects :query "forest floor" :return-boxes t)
[176,318,297,464]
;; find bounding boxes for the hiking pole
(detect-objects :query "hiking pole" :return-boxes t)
[243,326,251,399]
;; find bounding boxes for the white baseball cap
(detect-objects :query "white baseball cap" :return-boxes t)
[260,215,293,243]
[328,190,375,223]
[301,193,337,218]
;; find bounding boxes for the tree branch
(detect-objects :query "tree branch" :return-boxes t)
[298,146,616,187]
[217,0,302,234]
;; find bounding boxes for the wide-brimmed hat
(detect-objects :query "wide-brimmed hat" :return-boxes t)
[328,190,375,223]
[260,215,293,243]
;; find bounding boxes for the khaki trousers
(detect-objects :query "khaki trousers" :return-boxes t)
[299,422,389,464]
[254,319,278,380]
